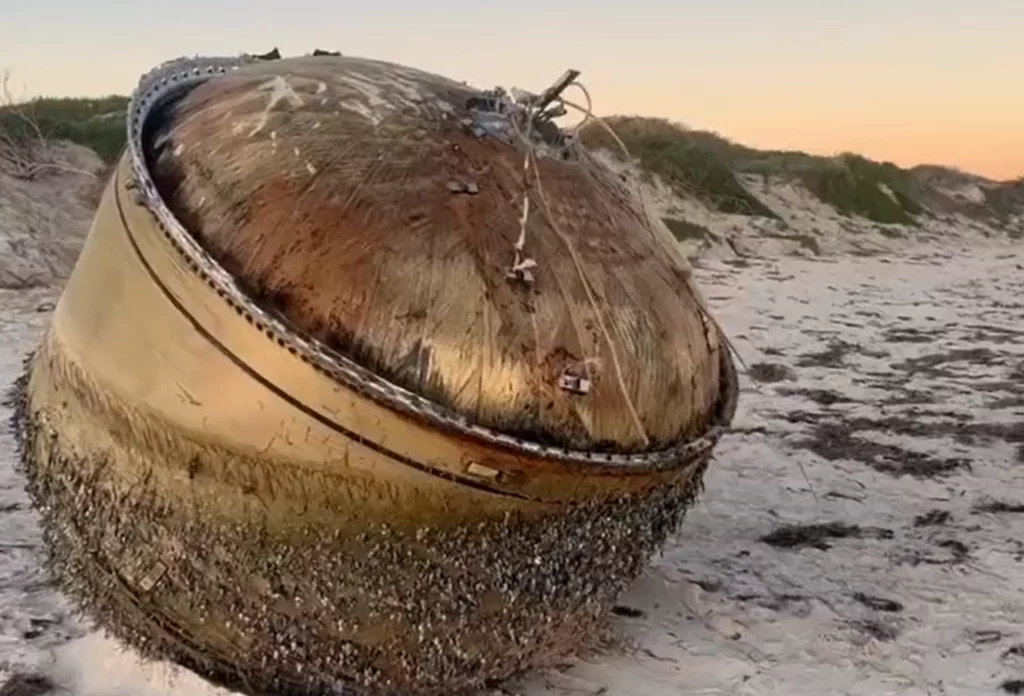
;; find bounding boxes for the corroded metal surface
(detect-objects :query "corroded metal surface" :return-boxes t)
[12,52,740,696]
[12,361,706,695]
[142,54,726,457]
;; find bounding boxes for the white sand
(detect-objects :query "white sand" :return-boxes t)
[0,143,104,289]
[3,244,1023,695]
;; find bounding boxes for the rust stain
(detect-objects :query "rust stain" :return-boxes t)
[148,56,722,455]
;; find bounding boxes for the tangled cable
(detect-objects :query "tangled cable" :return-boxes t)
[494,75,749,382]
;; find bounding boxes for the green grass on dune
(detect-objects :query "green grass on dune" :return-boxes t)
[581,117,779,218]
[0,95,128,163]
[581,116,928,225]
[1,98,1016,228]
[797,155,924,225]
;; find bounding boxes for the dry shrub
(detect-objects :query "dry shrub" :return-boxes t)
[0,71,99,182]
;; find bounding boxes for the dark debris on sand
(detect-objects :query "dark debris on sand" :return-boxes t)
[900,538,971,567]
[774,387,853,406]
[851,618,900,642]
[760,522,893,551]
[891,347,1004,378]
[1002,679,1024,694]
[852,592,903,612]
[610,605,646,619]
[790,420,971,479]
[0,672,57,696]
[747,362,796,383]
[795,340,861,369]
[974,500,1024,514]
[880,327,943,344]
[914,509,952,527]
[1003,645,1024,659]
[758,339,1016,479]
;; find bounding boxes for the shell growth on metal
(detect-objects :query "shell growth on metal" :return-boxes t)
[11,50,739,696]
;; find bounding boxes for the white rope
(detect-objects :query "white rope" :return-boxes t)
[502,92,539,282]
[554,84,750,375]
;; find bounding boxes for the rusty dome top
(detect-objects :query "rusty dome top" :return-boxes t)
[135,53,729,456]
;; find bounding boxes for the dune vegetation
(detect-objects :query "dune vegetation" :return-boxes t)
[2,92,1021,239]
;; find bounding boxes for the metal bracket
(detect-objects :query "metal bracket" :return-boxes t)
[531,70,581,113]
[558,372,592,395]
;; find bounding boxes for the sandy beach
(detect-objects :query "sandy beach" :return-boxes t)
[3,242,1022,696]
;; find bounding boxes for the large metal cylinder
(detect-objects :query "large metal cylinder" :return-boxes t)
[10,53,738,696]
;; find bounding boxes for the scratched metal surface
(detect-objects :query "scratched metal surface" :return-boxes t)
[147,55,725,454]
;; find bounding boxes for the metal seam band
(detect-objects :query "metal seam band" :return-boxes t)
[112,165,555,503]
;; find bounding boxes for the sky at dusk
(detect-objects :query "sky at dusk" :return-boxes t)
[2,0,1021,179]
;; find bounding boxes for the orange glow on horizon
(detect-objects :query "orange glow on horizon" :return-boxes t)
[4,2,1022,182]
